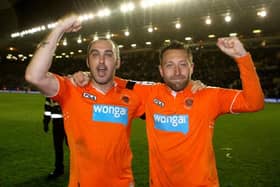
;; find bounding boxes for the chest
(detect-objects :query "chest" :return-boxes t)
[63,89,139,126]
[146,93,198,115]
[145,92,213,135]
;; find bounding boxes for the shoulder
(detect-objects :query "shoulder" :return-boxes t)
[194,86,221,98]
[53,74,85,97]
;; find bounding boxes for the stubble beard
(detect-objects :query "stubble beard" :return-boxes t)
[164,76,191,92]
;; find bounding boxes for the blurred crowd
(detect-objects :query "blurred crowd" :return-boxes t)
[0,47,279,98]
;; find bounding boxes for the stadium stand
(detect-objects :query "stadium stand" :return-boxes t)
[0,46,279,98]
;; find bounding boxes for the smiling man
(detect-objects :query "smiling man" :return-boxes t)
[127,38,264,187]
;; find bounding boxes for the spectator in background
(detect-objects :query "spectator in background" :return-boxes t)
[43,97,67,180]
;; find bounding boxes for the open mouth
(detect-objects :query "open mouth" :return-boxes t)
[96,65,107,76]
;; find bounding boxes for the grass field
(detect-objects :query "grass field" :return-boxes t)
[0,93,279,187]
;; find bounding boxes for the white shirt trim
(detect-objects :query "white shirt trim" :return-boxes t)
[230,91,241,114]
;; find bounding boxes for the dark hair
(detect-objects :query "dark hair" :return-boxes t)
[87,38,120,60]
[159,40,193,65]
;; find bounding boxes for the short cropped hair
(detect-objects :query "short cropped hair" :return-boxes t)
[87,38,120,60]
[159,40,193,65]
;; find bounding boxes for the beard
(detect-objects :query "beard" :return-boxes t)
[163,75,190,92]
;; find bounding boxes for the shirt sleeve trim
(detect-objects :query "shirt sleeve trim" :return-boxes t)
[230,91,241,114]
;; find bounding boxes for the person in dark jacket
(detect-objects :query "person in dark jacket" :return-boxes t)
[43,97,67,179]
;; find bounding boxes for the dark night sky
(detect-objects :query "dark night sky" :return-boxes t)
[0,0,75,36]
[0,0,122,40]
[0,0,279,50]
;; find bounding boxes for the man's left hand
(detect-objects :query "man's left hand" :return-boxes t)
[217,37,247,58]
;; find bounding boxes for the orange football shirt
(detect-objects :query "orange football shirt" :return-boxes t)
[52,75,144,187]
[116,54,264,187]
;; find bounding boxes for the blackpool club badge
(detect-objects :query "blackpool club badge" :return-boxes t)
[185,98,193,109]
[121,95,130,103]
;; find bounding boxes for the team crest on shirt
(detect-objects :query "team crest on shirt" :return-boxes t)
[153,98,165,108]
[121,95,130,103]
[83,92,97,101]
[184,98,193,109]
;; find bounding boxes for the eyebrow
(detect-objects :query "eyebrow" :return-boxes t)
[89,49,114,54]
[165,59,187,64]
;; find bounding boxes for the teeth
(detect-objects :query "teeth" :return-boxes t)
[97,65,106,71]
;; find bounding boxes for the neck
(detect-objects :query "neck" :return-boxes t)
[91,79,114,94]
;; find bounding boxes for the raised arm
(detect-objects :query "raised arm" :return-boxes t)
[25,15,81,96]
[217,37,264,111]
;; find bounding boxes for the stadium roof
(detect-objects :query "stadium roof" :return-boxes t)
[0,0,279,59]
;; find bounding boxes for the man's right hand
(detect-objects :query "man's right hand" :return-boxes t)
[71,71,91,87]
[25,14,82,97]
[190,80,207,94]
[56,14,82,34]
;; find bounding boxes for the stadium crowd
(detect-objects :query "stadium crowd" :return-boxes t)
[0,46,279,98]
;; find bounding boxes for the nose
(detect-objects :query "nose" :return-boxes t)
[99,55,105,64]
[174,65,180,75]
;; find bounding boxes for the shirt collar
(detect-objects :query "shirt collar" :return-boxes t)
[84,81,118,95]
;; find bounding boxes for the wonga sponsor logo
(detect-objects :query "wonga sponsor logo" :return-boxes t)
[153,114,189,134]
[92,104,128,125]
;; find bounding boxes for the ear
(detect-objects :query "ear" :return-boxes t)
[86,58,89,68]
[158,65,163,78]
[189,63,194,79]
[116,59,121,69]
[190,63,194,75]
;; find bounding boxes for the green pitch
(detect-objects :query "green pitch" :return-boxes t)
[0,93,279,187]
